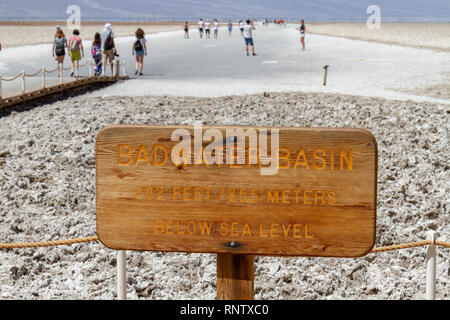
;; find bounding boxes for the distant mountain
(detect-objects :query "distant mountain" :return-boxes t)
[0,0,448,22]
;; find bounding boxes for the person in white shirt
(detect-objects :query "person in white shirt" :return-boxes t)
[205,20,211,39]
[213,20,219,39]
[198,19,204,39]
[243,20,256,56]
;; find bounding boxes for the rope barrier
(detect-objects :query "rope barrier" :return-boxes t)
[24,69,43,78]
[2,73,23,82]
[44,67,58,73]
[0,236,99,249]
[0,236,448,251]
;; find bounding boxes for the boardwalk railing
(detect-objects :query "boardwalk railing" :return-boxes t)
[0,230,448,300]
[0,58,128,100]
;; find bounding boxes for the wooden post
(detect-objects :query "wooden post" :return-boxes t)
[216,253,254,300]
[323,65,329,86]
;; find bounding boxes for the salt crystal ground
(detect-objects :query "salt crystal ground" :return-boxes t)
[0,24,448,299]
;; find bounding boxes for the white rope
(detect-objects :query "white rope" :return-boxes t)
[2,73,23,82]
[24,69,43,77]
[44,67,58,74]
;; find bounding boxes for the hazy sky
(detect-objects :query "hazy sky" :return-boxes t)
[0,0,449,21]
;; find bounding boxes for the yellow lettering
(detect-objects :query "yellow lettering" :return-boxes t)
[231,222,239,236]
[293,224,302,238]
[135,145,151,166]
[327,191,336,205]
[281,190,290,204]
[270,223,280,237]
[153,145,167,166]
[267,189,279,203]
[154,220,164,234]
[220,222,229,236]
[199,222,212,235]
[187,221,196,235]
[293,148,310,169]
[118,144,132,165]
[305,224,313,238]
[313,148,326,170]
[259,224,268,237]
[340,149,352,171]
[304,191,313,204]
[282,224,291,238]
[242,224,252,236]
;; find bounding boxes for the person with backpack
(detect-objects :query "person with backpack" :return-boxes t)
[132,28,147,76]
[101,23,116,76]
[52,28,67,77]
[68,29,84,77]
[91,32,102,76]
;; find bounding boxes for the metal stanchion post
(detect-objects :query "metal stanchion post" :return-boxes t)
[426,231,437,300]
[117,250,127,300]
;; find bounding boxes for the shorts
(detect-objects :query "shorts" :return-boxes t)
[199,28,203,32]
[300,33,305,38]
[228,27,232,32]
[244,38,254,46]
[135,50,145,57]
[70,50,81,62]
[102,49,115,65]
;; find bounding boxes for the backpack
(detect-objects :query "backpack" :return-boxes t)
[70,36,80,50]
[135,38,143,51]
[55,37,65,55]
[104,31,114,50]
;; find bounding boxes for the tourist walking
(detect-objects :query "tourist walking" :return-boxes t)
[299,19,306,50]
[198,19,204,39]
[239,20,245,35]
[101,23,116,75]
[205,20,211,39]
[132,28,148,76]
[243,20,256,56]
[213,20,219,39]
[227,20,233,36]
[68,29,84,77]
[91,32,102,76]
[52,28,67,77]
[184,22,189,39]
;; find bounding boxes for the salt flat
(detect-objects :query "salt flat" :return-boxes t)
[1,24,449,103]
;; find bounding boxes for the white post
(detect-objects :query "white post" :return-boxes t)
[426,231,437,300]
[122,60,128,77]
[117,250,127,300]
[88,59,92,77]
[115,59,120,79]
[21,71,25,93]
[41,67,46,89]
[59,64,63,84]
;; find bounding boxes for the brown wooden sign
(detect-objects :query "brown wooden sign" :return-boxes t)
[96,125,377,257]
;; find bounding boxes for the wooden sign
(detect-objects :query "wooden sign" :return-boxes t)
[96,125,377,257]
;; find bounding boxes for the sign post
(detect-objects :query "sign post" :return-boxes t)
[96,125,377,299]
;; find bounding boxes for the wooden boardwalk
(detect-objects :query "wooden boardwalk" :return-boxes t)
[0,76,128,110]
